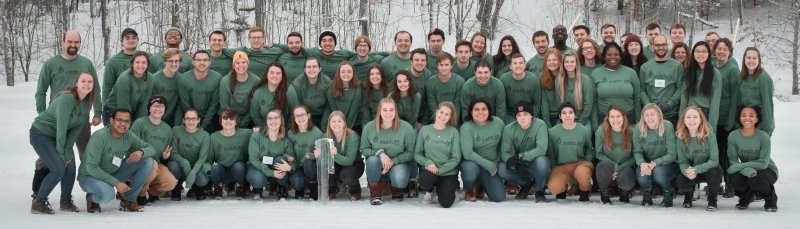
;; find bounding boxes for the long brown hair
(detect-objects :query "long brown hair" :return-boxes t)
[290,105,314,133]
[249,62,289,113]
[363,64,389,102]
[577,38,602,65]
[391,70,417,103]
[558,52,583,109]
[331,61,362,98]
[540,48,561,91]
[602,105,632,153]
[436,101,458,127]
[375,98,400,132]
[739,47,763,80]
[57,71,97,105]
[676,106,711,146]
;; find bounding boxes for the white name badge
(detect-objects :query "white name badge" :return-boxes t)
[655,79,666,88]
[262,156,274,165]
[112,156,123,167]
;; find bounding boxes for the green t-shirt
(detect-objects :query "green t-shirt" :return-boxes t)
[35,54,101,118]
[219,73,261,128]
[414,125,461,176]
[547,124,593,165]
[459,117,505,173]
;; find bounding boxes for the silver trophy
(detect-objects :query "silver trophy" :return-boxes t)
[314,138,335,203]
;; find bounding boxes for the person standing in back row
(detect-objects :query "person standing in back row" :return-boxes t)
[639,35,684,125]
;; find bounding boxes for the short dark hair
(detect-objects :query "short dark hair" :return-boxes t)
[455,40,471,51]
[735,105,762,128]
[464,99,493,121]
[715,38,733,53]
[646,23,661,31]
[112,108,132,119]
[193,50,210,59]
[572,25,591,35]
[287,32,303,42]
[532,30,549,42]
[394,30,412,43]
[209,30,226,41]
[427,28,445,41]
[411,48,428,59]
[670,24,685,33]
[475,59,491,71]
[601,24,616,32]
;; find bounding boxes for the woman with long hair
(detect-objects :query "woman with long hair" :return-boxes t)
[633,104,678,207]
[208,108,252,199]
[675,106,722,211]
[727,105,779,212]
[361,99,416,205]
[459,99,506,202]
[309,111,364,201]
[733,47,774,135]
[470,32,491,63]
[167,108,211,201]
[558,51,594,127]
[414,102,461,208]
[539,48,563,127]
[249,62,300,128]
[287,106,323,200]
[106,51,154,119]
[327,61,367,132]
[390,70,421,126]
[491,35,521,78]
[594,105,636,204]
[680,41,722,129]
[246,109,302,200]
[219,51,260,129]
[292,58,331,128]
[578,39,603,75]
[363,64,391,126]
[620,34,648,75]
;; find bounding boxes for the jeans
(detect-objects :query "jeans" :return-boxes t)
[245,156,304,190]
[79,157,154,203]
[419,170,460,208]
[166,160,209,188]
[211,162,246,185]
[497,156,551,192]
[304,159,365,193]
[459,160,506,202]
[595,160,635,191]
[635,162,678,192]
[30,127,76,201]
[365,156,410,188]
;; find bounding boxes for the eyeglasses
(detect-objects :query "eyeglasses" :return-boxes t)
[166,60,181,64]
[221,116,236,121]
[113,118,131,124]
[184,117,200,122]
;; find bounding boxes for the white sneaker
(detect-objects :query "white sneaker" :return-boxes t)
[422,192,434,204]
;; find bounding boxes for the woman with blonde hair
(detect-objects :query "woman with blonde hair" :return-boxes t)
[633,103,678,207]
[675,106,722,211]
[246,109,301,200]
[557,51,594,127]
[310,111,364,200]
[361,98,416,205]
[414,102,461,208]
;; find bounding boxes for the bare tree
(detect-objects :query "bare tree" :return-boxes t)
[101,0,109,63]
[1,0,14,86]
[476,0,504,39]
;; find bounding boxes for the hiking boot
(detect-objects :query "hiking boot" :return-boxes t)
[641,191,653,206]
[406,180,419,198]
[350,190,362,201]
[506,184,518,195]
[421,191,434,204]
[86,194,101,213]
[234,183,246,200]
[578,191,590,202]
[59,197,80,212]
[736,192,754,210]
[119,200,144,212]
[277,185,289,199]
[555,192,567,199]
[391,187,404,201]
[31,199,55,214]
[660,190,674,207]
[722,183,735,198]
[566,184,579,196]
[600,189,612,204]
[368,182,382,205]
[136,196,149,206]
[252,188,264,200]
[534,191,547,203]
[619,190,630,203]
[464,189,477,202]
[212,184,223,200]
[516,184,533,200]
[170,187,182,201]
[682,192,693,208]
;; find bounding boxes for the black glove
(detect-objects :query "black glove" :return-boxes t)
[506,154,521,168]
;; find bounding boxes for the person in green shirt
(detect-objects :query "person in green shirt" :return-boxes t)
[459,99,506,203]
[78,108,154,213]
[551,25,576,56]
[499,101,550,202]
[29,73,95,214]
[453,41,476,80]
[639,35,684,125]
[249,62,300,128]
[151,48,183,126]
[415,102,461,208]
[293,58,331,128]
[277,32,308,83]
[230,26,286,77]
[128,96,178,205]
[208,31,232,76]
[177,50,223,132]
[727,105,779,212]
[427,54,465,123]
[166,108,212,201]
[362,65,391,127]
[559,52,594,127]
[578,39,603,75]
[309,111,364,201]
[381,31,413,79]
[287,106,323,200]
[671,42,690,69]
[389,70,422,127]
[527,31,549,75]
[713,38,740,198]
[675,106,722,211]
[593,43,641,126]
[539,49,563,127]
[733,47,774,135]
[105,51,154,119]
[245,109,299,200]
[600,24,617,49]
[148,28,194,74]
[326,62,367,132]
[208,108,252,200]
[491,35,521,78]
[469,32,492,65]
[633,104,678,207]
[362,99,417,205]
[621,34,648,75]
[642,23,661,59]
[103,28,141,125]
[408,48,433,124]
[547,102,594,202]
[501,54,540,124]
[595,106,636,204]
[460,60,507,122]
[351,36,386,83]
[425,29,447,72]
[680,41,722,129]
[220,51,260,129]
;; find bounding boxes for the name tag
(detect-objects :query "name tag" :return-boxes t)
[112,156,123,167]
[262,156,274,165]
[654,79,666,88]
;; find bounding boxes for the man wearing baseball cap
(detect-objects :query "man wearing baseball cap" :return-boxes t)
[102,28,144,126]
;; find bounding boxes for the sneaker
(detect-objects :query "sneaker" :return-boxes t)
[31,199,55,214]
[86,194,101,213]
[736,193,754,210]
[119,200,144,212]
[421,191,434,204]
[706,200,717,212]
[59,197,80,212]
[252,188,264,200]
[506,184,518,195]
[212,184,223,200]
[534,191,547,203]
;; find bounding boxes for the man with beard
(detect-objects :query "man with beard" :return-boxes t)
[426,28,447,71]
[572,25,591,47]
[32,30,102,199]
[460,60,507,121]
[103,28,144,125]
[600,24,617,49]
[642,23,661,59]
[304,31,360,78]
[381,31,414,78]
[208,31,232,76]
[550,25,574,56]
[526,31,549,74]
[148,28,193,74]
[638,35,684,125]
[178,51,222,132]
[277,32,308,83]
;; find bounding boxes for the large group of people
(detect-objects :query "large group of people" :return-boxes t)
[29,21,779,214]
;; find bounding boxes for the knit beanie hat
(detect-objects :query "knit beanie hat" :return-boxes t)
[165,27,183,39]
[232,51,249,65]
[319,31,337,46]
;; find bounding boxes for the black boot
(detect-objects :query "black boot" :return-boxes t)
[735,192,754,210]
[555,192,567,199]
[660,190,674,207]
[619,190,630,203]
[706,193,718,212]
[763,189,778,212]
[600,189,611,204]
[578,191,590,202]
[31,160,50,198]
[534,191,547,203]
[294,186,304,199]
[722,183,735,198]
[277,185,289,199]
[308,182,319,201]
[682,192,693,208]
[170,187,182,201]
[516,184,533,200]
[641,191,653,206]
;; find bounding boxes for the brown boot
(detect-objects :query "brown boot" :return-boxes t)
[86,194,101,213]
[350,190,362,201]
[391,187,404,201]
[475,182,485,199]
[59,197,80,212]
[119,200,144,212]
[368,182,382,205]
[380,180,392,195]
[464,189,477,202]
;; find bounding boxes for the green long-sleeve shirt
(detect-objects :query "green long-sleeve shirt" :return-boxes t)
[208,129,252,168]
[219,73,260,128]
[452,61,476,80]
[426,74,465,120]
[151,70,181,125]
[414,125,461,176]
[733,71,774,135]
[249,85,300,128]
[276,53,308,83]
[580,64,601,76]
[292,74,331,120]
[680,68,722,128]
[148,50,193,74]
[460,77,507,120]
[360,120,416,165]
[326,87,365,129]
[500,71,541,120]
[547,124,593,165]
[248,132,294,177]
[726,129,778,178]
[642,46,655,59]
[632,123,676,165]
[409,68,433,124]
[35,54,101,118]
[676,134,719,177]
[540,87,560,127]
[303,48,357,78]
[595,128,635,172]
[103,52,133,105]
[362,88,389,126]
[208,51,233,76]
[287,127,324,169]
[639,59,685,118]
[32,92,92,163]
[330,130,362,166]
[178,71,223,129]
[390,92,422,125]
[380,54,412,80]
[715,59,740,130]
[526,55,545,75]
[105,70,154,119]
[459,118,505,174]
[492,59,511,78]
[592,65,641,122]
[78,127,154,186]
[352,53,387,82]
[129,116,173,162]
[171,126,211,187]
[231,47,285,77]
[555,74,594,124]
[501,119,549,162]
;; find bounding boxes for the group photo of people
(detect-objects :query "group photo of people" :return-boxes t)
[30,18,779,215]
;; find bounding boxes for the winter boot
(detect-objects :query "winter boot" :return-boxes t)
[406,179,419,198]
[641,191,653,206]
[350,188,362,201]
[682,192,694,208]
[170,187,182,201]
[86,194,101,213]
[136,196,149,206]
[506,184,519,195]
[723,183,735,198]
[600,189,612,204]
[252,188,264,200]
[534,191,547,203]
[31,198,54,214]
[763,189,778,212]
[706,194,718,212]
[391,187,404,201]
[277,185,289,199]
[212,184,223,200]
[516,183,533,200]
[308,182,319,201]
[59,196,80,212]
[578,191,590,202]
[660,190,674,207]
[555,192,567,199]
[31,159,49,198]
[234,183,246,200]
[119,200,144,212]
[464,189,477,202]
[294,186,305,199]
[368,182,382,205]
[619,190,630,203]
[475,182,485,199]
[735,192,754,210]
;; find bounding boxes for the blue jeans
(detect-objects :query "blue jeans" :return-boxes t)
[636,162,678,192]
[365,156,410,188]
[245,156,304,190]
[30,127,76,201]
[211,162,246,185]
[460,160,506,202]
[497,156,551,192]
[166,160,209,188]
[78,157,154,203]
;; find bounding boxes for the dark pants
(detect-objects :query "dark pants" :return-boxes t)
[304,159,365,194]
[676,166,722,195]
[730,169,777,200]
[204,114,221,133]
[419,170,460,208]
[595,160,636,191]
[716,126,731,183]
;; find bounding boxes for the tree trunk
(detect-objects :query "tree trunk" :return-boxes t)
[101,0,109,63]
[359,0,369,36]
[2,0,13,86]
[489,0,504,40]
[793,0,799,95]
[172,0,181,27]
[428,0,434,31]
[477,0,492,37]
